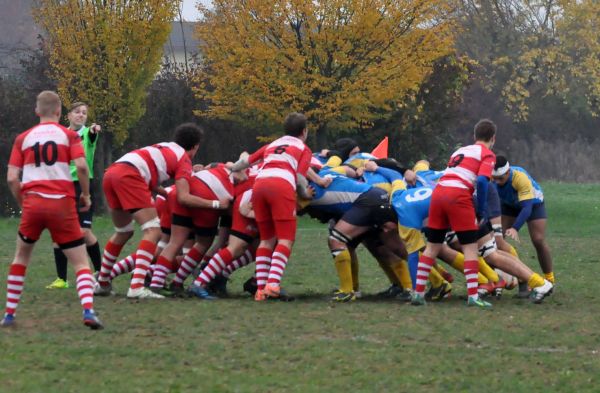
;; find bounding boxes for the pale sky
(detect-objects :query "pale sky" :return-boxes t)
[181,0,212,21]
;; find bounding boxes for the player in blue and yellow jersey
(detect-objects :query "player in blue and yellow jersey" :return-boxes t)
[302,162,402,302]
[412,160,444,188]
[492,156,555,287]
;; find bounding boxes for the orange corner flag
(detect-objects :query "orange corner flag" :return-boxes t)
[371,137,388,159]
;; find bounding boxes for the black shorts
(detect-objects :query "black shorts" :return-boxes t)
[340,188,394,229]
[501,202,547,221]
[74,181,94,229]
[477,220,493,240]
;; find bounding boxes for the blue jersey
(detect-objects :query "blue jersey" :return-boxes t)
[391,186,433,230]
[309,169,372,215]
[312,153,328,165]
[413,169,443,188]
[496,166,544,208]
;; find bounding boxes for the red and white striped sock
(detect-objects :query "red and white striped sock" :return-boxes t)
[150,256,173,289]
[195,248,234,287]
[110,254,135,280]
[415,255,435,296]
[172,247,203,286]
[267,244,291,285]
[99,241,124,285]
[5,264,26,316]
[75,268,94,310]
[255,247,272,290]
[464,260,480,300]
[222,249,254,278]
[129,240,156,290]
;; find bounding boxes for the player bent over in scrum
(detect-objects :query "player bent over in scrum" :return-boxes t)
[95,123,203,299]
[2,91,102,329]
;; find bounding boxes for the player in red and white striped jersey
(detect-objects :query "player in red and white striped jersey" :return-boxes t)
[233,113,313,300]
[412,119,497,308]
[188,166,261,297]
[150,163,247,297]
[96,123,205,299]
[1,91,102,329]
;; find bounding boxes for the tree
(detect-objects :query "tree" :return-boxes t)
[32,0,179,145]
[195,0,458,148]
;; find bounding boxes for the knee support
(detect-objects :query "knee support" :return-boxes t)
[492,224,503,237]
[479,237,497,258]
[329,227,351,245]
[140,217,160,231]
[115,221,135,233]
[444,231,457,245]
[157,240,168,249]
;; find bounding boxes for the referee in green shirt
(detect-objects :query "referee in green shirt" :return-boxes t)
[47,102,103,289]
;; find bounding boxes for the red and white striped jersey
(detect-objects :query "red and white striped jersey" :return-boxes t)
[438,143,495,192]
[193,164,235,201]
[253,135,312,189]
[116,142,192,189]
[234,165,259,197]
[8,122,85,199]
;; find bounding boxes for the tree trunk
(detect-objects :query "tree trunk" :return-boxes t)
[315,124,328,150]
[94,132,113,214]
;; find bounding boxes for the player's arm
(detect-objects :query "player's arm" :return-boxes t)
[508,172,535,232]
[372,165,407,194]
[175,178,229,210]
[73,156,91,211]
[231,145,268,171]
[306,167,332,188]
[476,153,495,221]
[7,166,22,207]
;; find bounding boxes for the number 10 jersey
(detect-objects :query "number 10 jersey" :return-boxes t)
[9,122,85,199]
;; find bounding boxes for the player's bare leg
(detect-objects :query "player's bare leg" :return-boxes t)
[528,218,554,280]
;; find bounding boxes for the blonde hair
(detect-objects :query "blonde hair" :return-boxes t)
[36,91,62,117]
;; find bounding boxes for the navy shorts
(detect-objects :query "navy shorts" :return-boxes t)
[501,202,547,221]
[340,188,393,229]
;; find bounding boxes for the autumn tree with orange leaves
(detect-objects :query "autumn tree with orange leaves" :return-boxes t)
[33,0,179,145]
[195,0,458,147]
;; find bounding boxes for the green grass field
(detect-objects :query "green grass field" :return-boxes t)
[0,182,599,393]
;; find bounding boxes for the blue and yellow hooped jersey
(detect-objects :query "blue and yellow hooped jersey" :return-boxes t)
[496,166,544,208]
[308,169,372,215]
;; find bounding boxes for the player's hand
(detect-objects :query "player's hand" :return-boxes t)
[193,164,205,172]
[403,169,417,186]
[356,167,365,177]
[90,123,101,133]
[505,228,520,243]
[216,198,231,210]
[79,194,91,212]
[364,161,378,172]
[240,202,255,219]
[318,176,333,188]
[306,185,316,199]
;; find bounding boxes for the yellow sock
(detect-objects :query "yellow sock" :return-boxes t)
[509,245,519,258]
[390,259,412,289]
[544,272,555,284]
[528,273,545,289]
[429,266,444,288]
[478,257,499,283]
[334,249,353,293]
[449,253,465,272]
[434,263,449,275]
[478,273,489,285]
[378,260,400,285]
[350,253,359,291]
